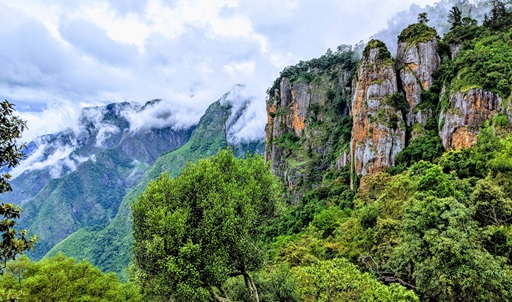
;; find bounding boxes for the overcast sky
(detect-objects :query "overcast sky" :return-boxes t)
[0,0,439,141]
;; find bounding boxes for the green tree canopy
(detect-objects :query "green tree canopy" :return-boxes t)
[0,253,141,301]
[293,258,418,301]
[448,6,462,29]
[132,149,281,302]
[0,100,36,274]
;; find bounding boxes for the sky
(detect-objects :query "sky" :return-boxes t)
[0,0,440,142]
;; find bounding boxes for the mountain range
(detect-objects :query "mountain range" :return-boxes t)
[5,85,263,277]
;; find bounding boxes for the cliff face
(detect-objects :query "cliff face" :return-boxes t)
[265,50,356,201]
[439,89,501,150]
[397,38,440,130]
[351,42,406,177]
[265,21,512,200]
[265,78,309,175]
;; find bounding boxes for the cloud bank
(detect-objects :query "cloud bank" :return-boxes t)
[0,0,440,142]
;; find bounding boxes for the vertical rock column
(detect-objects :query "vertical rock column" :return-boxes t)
[351,40,406,180]
[397,37,440,130]
[265,78,308,173]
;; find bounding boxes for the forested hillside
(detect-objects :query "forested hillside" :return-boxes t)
[3,0,512,301]
[261,0,512,300]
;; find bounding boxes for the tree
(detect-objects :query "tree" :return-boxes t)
[448,6,463,29]
[417,12,429,24]
[0,253,141,301]
[132,149,281,302]
[0,100,36,274]
[293,258,418,301]
[388,196,512,301]
[483,0,512,30]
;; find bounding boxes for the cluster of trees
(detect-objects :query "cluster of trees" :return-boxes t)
[441,0,512,99]
[0,253,141,301]
[127,3,512,300]
[125,129,512,301]
[267,44,360,98]
[130,149,419,301]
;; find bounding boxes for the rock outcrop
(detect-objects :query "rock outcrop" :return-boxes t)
[397,37,440,129]
[265,78,309,168]
[439,88,501,150]
[351,41,406,178]
[265,53,355,201]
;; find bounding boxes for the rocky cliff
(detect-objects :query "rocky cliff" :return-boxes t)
[350,40,406,178]
[266,25,446,194]
[265,48,357,201]
[439,89,501,150]
[266,19,512,200]
[396,23,440,132]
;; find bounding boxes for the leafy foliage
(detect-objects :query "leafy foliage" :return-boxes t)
[0,101,25,192]
[397,22,437,44]
[0,254,141,301]
[293,258,418,301]
[0,100,37,274]
[448,6,462,29]
[391,130,444,173]
[132,149,281,301]
[363,39,392,61]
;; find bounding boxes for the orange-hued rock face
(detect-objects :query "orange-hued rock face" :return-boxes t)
[291,102,305,134]
[439,88,501,150]
[350,45,406,178]
[451,127,478,150]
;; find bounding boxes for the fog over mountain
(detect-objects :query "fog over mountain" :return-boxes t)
[0,0,439,143]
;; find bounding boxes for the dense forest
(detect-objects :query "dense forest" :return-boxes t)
[3,0,512,301]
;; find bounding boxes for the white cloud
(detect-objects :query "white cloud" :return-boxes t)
[18,102,84,142]
[224,61,256,76]
[95,124,120,147]
[121,100,203,133]
[0,0,442,143]
[10,140,77,178]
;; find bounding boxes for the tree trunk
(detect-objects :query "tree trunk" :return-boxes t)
[243,272,259,302]
[209,286,231,302]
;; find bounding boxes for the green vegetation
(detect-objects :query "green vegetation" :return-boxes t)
[264,126,512,301]
[268,44,358,99]
[390,130,444,173]
[384,93,408,111]
[293,258,418,301]
[450,29,512,98]
[132,150,281,301]
[274,132,302,152]
[363,39,392,61]
[398,21,438,44]
[0,100,37,274]
[9,2,512,301]
[437,1,512,99]
[0,254,141,301]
